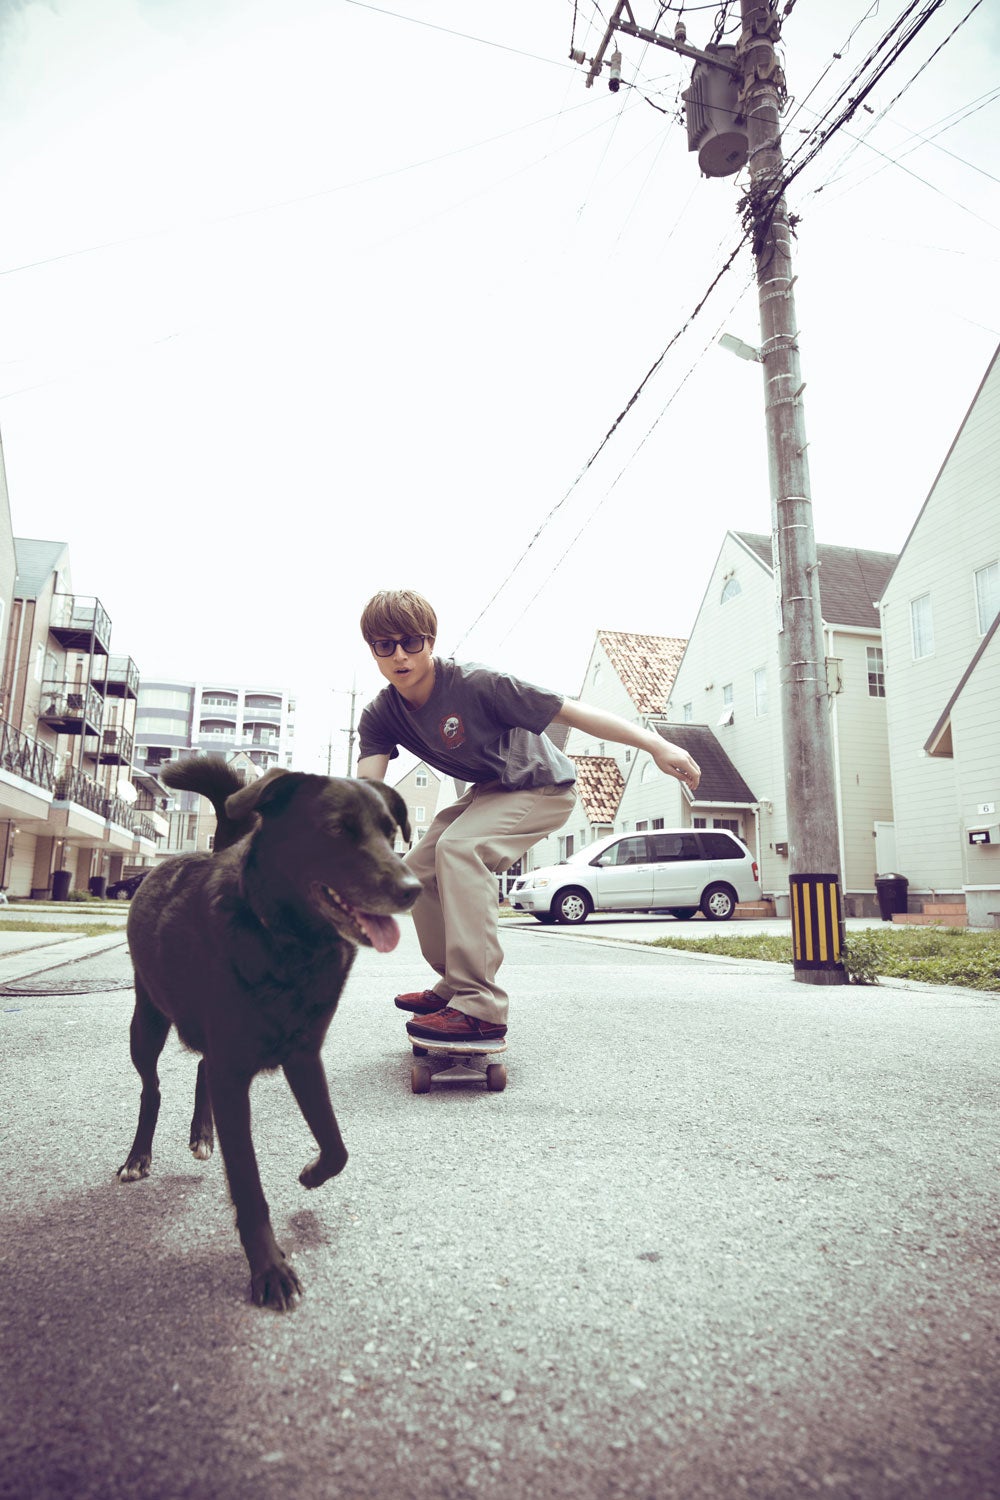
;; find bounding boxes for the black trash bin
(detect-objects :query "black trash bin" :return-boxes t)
[88,876,107,899]
[51,869,72,901]
[875,873,908,921]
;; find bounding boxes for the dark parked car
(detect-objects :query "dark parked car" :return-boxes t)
[107,871,150,900]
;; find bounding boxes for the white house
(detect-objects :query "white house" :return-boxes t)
[879,344,1000,926]
[666,532,897,912]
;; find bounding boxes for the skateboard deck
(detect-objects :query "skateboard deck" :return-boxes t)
[407,1032,507,1093]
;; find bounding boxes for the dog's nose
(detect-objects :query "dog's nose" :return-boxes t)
[399,873,422,909]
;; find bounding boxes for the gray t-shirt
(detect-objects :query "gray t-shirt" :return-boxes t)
[358,659,576,791]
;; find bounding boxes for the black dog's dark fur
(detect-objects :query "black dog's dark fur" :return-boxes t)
[118,757,420,1310]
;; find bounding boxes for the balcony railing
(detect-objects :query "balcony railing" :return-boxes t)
[39,682,104,733]
[99,727,135,765]
[54,768,107,816]
[92,655,140,699]
[0,720,56,791]
[50,593,112,651]
[133,813,159,841]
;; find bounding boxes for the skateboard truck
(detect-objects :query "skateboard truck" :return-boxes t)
[408,1034,507,1094]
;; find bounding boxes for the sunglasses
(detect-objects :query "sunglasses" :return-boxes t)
[369,635,429,658]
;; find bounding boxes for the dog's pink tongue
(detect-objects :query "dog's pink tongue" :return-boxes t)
[360,913,401,954]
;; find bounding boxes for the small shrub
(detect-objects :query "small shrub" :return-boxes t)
[842,929,886,985]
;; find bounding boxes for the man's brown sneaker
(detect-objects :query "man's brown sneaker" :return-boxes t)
[394,989,449,1015]
[405,1007,507,1042]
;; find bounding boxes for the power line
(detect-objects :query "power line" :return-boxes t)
[452,230,751,653]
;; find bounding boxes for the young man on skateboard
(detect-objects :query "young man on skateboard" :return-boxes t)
[355,590,701,1044]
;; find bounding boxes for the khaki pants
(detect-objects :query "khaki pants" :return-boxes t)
[404,780,577,1024]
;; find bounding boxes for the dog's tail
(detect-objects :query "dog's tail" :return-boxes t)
[160,755,260,853]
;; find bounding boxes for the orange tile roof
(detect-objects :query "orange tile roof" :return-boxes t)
[571,755,625,824]
[596,631,687,715]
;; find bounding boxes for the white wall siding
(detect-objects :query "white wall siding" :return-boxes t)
[827,631,894,891]
[882,347,1000,899]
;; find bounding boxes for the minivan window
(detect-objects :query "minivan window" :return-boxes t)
[699,832,744,859]
[649,833,700,862]
[596,836,647,867]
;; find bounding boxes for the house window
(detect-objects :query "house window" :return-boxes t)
[721,577,741,603]
[713,818,739,833]
[693,817,707,828]
[414,806,426,824]
[910,594,934,659]
[415,770,428,788]
[682,702,693,723]
[652,818,664,829]
[723,683,734,706]
[866,646,885,697]
[561,834,575,858]
[974,561,999,635]
[753,667,768,717]
[636,821,648,831]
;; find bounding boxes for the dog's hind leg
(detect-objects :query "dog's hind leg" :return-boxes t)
[117,983,171,1183]
[207,1063,302,1311]
[283,1052,349,1189]
[189,1060,214,1161]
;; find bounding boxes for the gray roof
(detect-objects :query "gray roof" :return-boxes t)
[14,538,69,600]
[734,533,896,629]
[654,724,756,805]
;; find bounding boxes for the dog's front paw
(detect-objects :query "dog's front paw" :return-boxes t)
[251,1256,303,1312]
[117,1155,151,1182]
[299,1148,348,1189]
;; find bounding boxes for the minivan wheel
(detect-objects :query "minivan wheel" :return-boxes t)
[669,907,698,921]
[701,884,737,921]
[554,888,592,925]
[532,912,556,924]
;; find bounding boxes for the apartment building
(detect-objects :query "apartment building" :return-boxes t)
[133,679,295,857]
[0,527,166,897]
[134,679,295,776]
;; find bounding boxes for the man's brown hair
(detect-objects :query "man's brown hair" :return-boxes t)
[360,590,437,645]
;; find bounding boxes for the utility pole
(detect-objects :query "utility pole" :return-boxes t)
[575,0,846,983]
[327,682,363,777]
[737,0,845,984]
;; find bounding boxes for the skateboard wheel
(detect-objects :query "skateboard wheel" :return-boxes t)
[411,1061,432,1094]
[486,1063,507,1092]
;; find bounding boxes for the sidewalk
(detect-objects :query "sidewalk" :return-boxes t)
[0,924,127,985]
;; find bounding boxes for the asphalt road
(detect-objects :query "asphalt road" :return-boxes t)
[0,918,997,1500]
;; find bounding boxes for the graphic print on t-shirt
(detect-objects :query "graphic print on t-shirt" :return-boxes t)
[439,712,466,750]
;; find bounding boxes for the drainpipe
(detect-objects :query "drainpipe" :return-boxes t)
[825,625,847,888]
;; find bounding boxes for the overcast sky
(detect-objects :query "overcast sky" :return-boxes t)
[0,0,997,773]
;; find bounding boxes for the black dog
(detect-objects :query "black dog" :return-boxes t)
[117,757,420,1310]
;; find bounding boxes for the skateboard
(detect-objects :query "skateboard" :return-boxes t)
[408,1032,507,1094]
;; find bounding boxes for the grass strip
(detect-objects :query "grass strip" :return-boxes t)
[646,926,1000,990]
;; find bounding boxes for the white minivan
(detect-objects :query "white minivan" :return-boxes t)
[508,828,760,924]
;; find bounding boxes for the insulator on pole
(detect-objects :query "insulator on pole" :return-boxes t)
[608,49,622,92]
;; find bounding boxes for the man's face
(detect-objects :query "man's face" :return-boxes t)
[370,633,436,701]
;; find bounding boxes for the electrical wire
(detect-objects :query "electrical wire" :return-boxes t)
[451,229,751,654]
[495,271,757,646]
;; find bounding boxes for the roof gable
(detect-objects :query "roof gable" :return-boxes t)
[571,755,625,824]
[653,723,756,805]
[734,532,896,628]
[596,630,686,714]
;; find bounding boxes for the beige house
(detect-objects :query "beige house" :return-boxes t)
[665,532,897,912]
[390,760,464,853]
[879,344,1000,925]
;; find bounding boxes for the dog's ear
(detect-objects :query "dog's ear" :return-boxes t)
[223,767,298,821]
[367,780,412,845]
